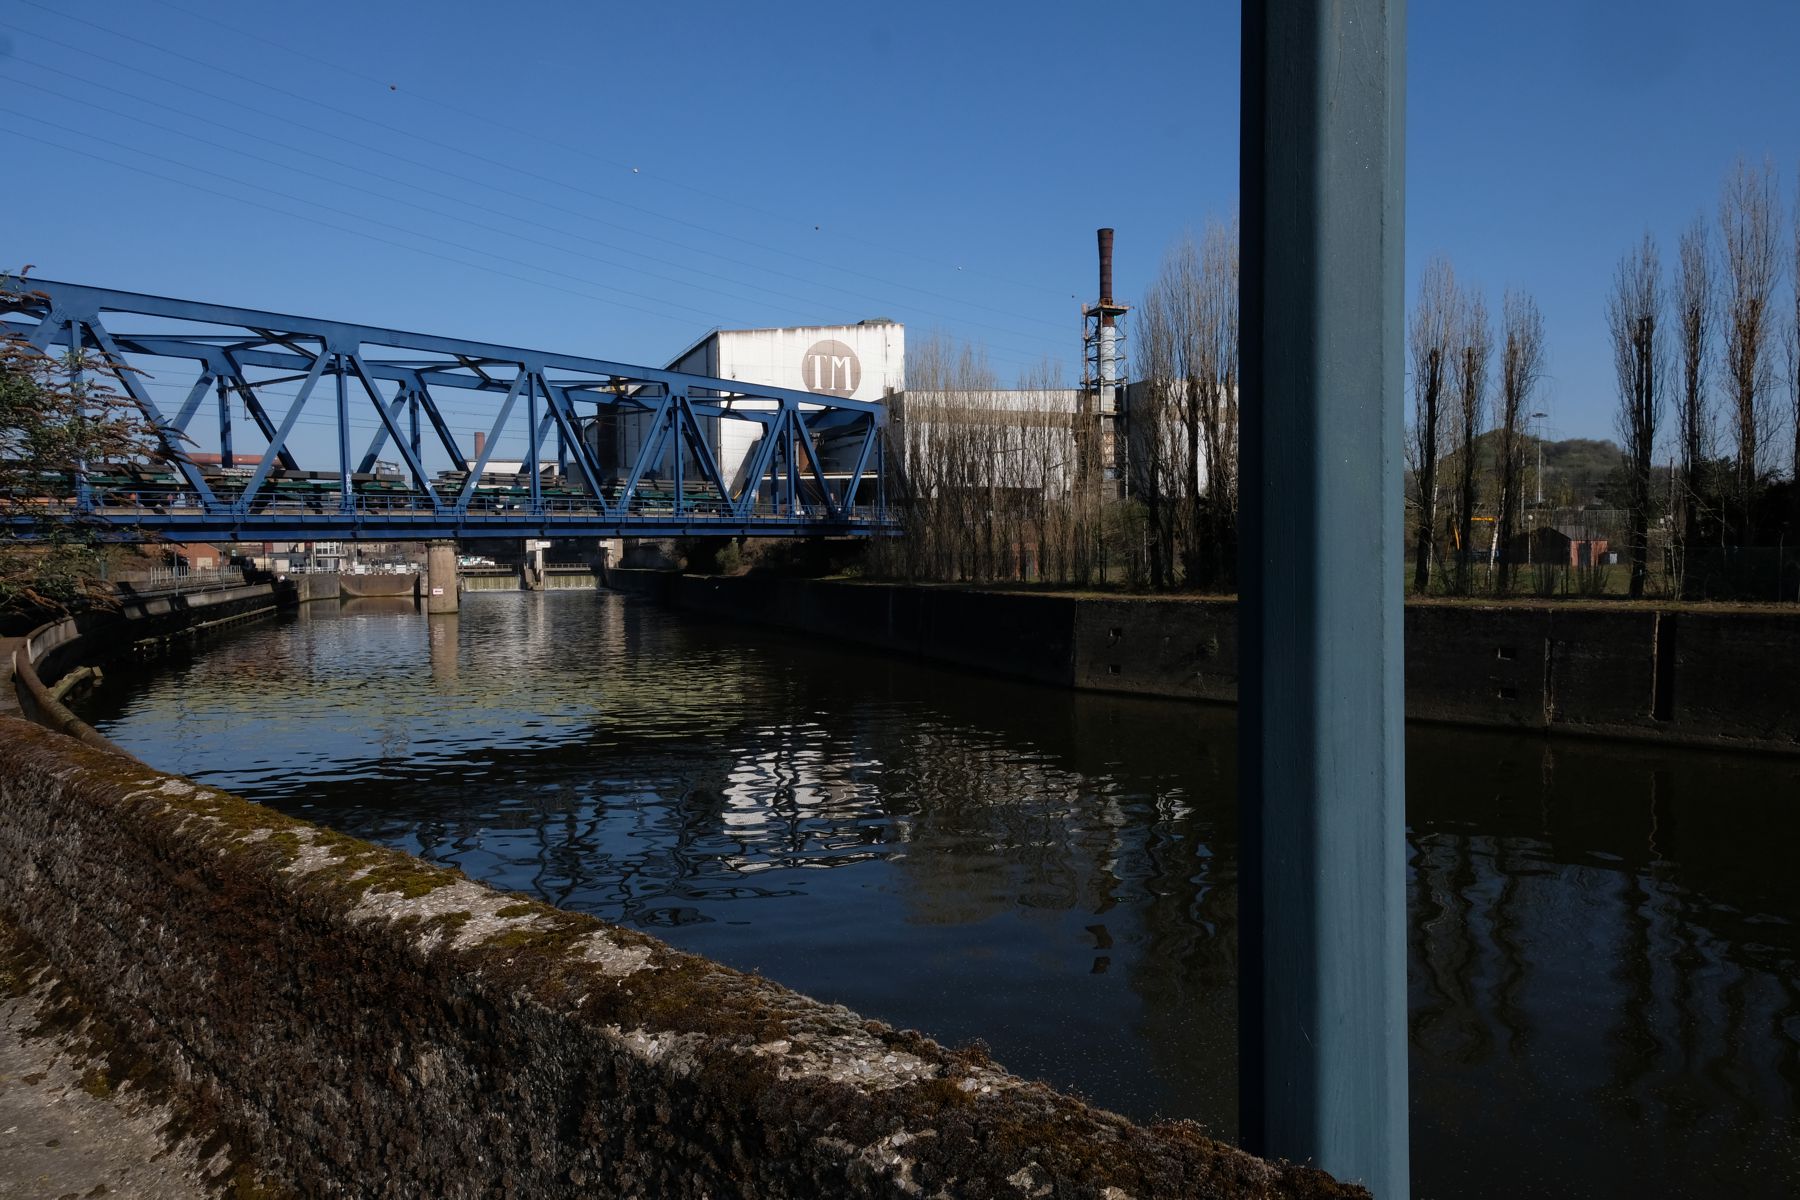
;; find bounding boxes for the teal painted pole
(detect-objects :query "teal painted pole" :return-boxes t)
[1238,2,1409,1198]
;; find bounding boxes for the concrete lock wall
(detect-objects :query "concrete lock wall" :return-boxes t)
[338,571,419,600]
[606,572,1800,755]
[5,579,299,752]
[0,580,1358,1198]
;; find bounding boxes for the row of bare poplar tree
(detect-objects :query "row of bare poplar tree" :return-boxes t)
[880,158,1798,598]
[1405,265,1547,595]
[1411,158,1800,599]
[1608,159,1800,600]
[1130,218,1241,590]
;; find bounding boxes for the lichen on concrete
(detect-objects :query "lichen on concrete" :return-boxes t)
[573,932,655,978]
[0,714,1367,1199]
[750,1024,939,1090]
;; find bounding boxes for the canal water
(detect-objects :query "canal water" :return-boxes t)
[75,591,1799,1199]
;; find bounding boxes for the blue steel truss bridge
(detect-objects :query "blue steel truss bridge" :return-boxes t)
[2,280,897,543]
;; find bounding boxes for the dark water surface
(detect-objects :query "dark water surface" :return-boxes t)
[76,591,1800,1199]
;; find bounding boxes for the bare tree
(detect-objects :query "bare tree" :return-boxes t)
[1673,216,1713,594]
[1494,291,1546,593]
[1408,256,1456,592]
[1610,235,1664,599]
[1192,217,1240,589]
[886,333,1006,581]
[1718,157,1781,543]
[1016,359,1068,585]
[1450,288,1491,594]
[1790,175,1800,554]
[1133,221,1239,590]
[1135,241,1191,587]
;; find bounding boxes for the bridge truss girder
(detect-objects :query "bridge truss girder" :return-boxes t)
[2,279,894,543]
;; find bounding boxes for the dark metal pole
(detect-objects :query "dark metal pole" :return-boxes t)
[1238,2,1408,1197]
[218,377,233,471]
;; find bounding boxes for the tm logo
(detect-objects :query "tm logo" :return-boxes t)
[800,340,861,397]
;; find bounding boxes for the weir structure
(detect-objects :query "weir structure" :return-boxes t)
[1,279,895,543]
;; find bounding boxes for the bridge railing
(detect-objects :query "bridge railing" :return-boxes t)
[16,486,894,529]
[110,565,249,593]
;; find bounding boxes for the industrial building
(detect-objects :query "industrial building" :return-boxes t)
[583,229,1140,510]
[581,320,902,509]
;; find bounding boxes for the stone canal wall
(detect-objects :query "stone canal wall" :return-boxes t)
[609,571,1800,755]
[4,573,353,728]
[4,577,304,753]
[0,717,1357,1198]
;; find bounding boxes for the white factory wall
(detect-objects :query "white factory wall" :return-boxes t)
[683,322,903,493]
[710,322,904,402]
[891,388,1084,494]
[589,321,904,499]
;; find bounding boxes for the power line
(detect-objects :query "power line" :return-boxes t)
[10,0,1074,338]
[142,0,1072,301]
[0,120,752,336]
[0,36,1066,366]
[7,76,852,331]
[7,58,1064,359]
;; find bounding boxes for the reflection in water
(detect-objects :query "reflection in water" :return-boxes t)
[78,592,1800,1199]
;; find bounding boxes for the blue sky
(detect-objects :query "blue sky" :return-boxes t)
[3,0,1797,448]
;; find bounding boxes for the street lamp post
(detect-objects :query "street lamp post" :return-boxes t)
[1531,411,1549,506]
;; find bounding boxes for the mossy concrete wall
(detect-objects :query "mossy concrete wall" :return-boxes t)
[609,572,1800,754]
[0,718,1358,1199]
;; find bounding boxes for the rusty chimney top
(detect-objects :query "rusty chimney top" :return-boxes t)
[1097,228,1115,326]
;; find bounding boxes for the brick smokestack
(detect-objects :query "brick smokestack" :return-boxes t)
[473,430,486,460]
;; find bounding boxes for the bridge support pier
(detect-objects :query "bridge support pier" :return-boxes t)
[423,542,459,614]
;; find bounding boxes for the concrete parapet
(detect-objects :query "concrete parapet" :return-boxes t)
[635,575,1800,754]
[664,574,1079,689]
[0,717,1357,1199]
[1670,612,1800,743]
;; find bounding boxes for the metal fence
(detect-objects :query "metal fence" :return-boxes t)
[111,564,249,594]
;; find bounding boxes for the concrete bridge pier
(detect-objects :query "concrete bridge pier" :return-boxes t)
[518,539,548,590]
[423,542,459,614]
[595,538,621,585]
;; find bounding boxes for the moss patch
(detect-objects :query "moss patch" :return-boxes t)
[0,715,1368,1199]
